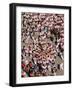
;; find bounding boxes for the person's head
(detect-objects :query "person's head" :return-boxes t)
[29,70,34,77]
[29,61,33,67]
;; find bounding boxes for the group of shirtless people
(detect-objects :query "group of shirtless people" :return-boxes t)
[21,12,64,77]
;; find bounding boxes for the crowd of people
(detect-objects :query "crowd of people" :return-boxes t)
[21,12,64,77]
